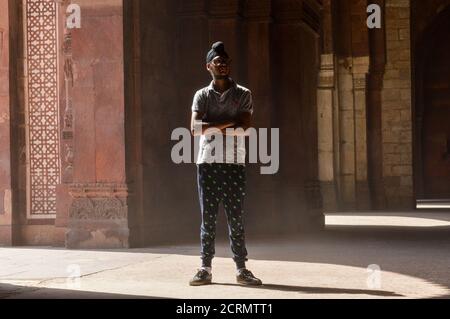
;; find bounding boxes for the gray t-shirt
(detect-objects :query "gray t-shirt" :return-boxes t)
[192,79,253,165]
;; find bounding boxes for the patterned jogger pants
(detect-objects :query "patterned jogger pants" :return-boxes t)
[196,163,249,269]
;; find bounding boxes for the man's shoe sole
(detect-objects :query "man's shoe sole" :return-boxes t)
[189,279,212,287]
[237,278,263,286]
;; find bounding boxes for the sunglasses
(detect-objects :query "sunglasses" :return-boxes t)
[211,58,232,66]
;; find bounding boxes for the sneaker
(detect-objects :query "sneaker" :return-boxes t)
[236,269,263,286]
[189,269,212,286]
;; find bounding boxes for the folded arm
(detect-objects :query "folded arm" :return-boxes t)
[221,112,253,136]
[190,111,235,136]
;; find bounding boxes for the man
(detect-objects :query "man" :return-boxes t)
[189,42,262,286]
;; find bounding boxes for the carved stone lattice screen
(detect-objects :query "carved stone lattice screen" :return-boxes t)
[25,0,60,218]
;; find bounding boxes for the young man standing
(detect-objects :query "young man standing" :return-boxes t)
[189,42,262,286]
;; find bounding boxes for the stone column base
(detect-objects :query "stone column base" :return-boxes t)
[65,184,130,249]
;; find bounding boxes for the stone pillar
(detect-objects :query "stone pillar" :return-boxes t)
[242,0,277,234]
[137,0,191,245]
[352,57,371,210]
[337,57,357,209]
[335,56,372,211]
[65,0,129,248]
[381,0,414,209]
[55,0,74,246]
[332,0,374,211]
[367,0,387,210]
[124,0,144,247]
[272,0,323,231]
[332,59,342,205]
[0,0,13,246]
[317,54,338,212]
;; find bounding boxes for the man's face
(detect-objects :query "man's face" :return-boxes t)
[207,56,232,79]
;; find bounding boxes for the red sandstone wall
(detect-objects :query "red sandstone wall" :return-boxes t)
[64,0,129,248]
[71,1,126,184]
[0,0,12,245]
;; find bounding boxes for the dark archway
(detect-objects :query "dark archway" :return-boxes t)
[413,4,450,201]
[124,0,324,247]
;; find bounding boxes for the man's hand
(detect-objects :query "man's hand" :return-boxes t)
[221,112,252,136]
[191,111,236,136]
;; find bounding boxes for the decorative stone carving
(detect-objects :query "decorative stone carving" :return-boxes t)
[68,184,128,221]
[66,184,130,249]
[69,197,127,220]
[69,198,94,220]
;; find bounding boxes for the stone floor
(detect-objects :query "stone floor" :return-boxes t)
[0,212,450,299]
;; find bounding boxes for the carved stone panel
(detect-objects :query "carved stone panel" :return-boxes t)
[24,0,60,218]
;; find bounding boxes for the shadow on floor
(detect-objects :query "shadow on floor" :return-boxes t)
[212,283,403,297]
[0,283,161,299]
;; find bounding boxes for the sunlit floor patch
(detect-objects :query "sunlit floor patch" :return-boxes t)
[416,200,450,210]
[2,255,449,299]
[325,212,450,228]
